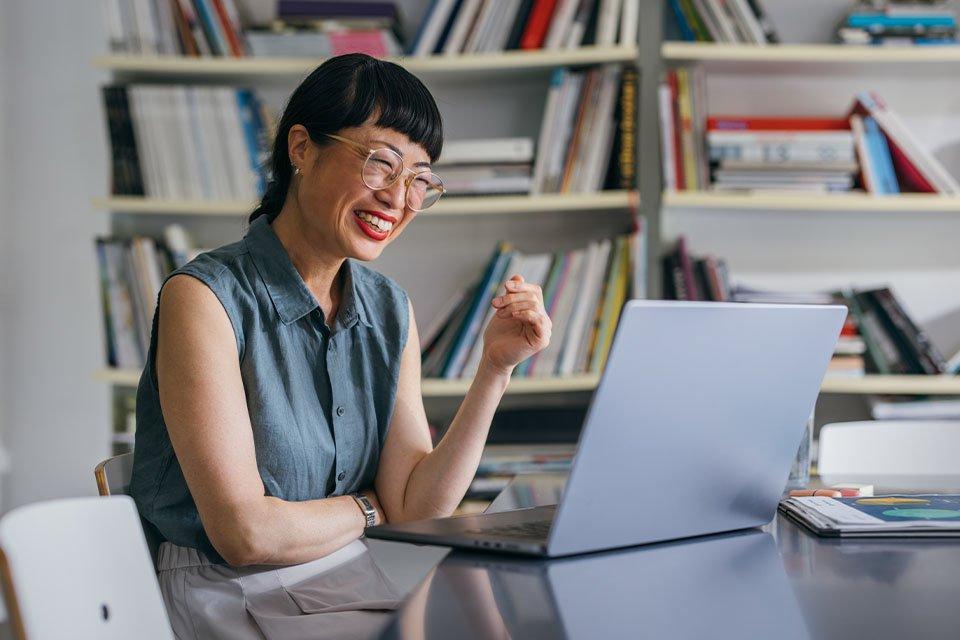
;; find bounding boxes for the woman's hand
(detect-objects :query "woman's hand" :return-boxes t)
[481,275,552,374]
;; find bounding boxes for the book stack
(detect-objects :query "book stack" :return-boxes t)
[101,0,247,56]
[410,0,640,57]
[246,1,403,57]
[706,116,858,193]
[436,138,535,196]
[838,4,958,46]
[422,222,646,380]
[658,86,960,194]
[101,85,272,201]
[532,64,638,194]
[95,225,200,370]
[658,237,957,379]
[667,0,779,43]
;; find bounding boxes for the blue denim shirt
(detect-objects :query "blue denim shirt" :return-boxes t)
[130,214,409,564]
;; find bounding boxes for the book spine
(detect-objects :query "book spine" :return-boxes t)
[873,288,947,374]
[852,290,906,374]
[209,0,244,56]
[667,0,696,41]
[520,0,559,49]
[676,69,698,190]
[616,65,638,190]
[864,116,900,194]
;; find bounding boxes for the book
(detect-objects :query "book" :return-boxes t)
[780,495,960,538]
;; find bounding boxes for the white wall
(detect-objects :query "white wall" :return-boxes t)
[1,1,110,511]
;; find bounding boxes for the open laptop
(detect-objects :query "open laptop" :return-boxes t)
[367,300,847,557]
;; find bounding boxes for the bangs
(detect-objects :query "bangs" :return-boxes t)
[339,58,444,162]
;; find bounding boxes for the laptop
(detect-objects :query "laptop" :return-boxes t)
[367,300,847,557]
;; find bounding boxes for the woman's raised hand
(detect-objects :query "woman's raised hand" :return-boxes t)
[481,275,552,374]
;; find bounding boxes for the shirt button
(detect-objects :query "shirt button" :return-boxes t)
[337,471,346,481]
[336,406,345,417]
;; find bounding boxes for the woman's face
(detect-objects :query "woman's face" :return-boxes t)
[288,120,433,263]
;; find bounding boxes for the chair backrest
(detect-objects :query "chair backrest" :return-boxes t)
[0,496,173,640]
[818,420,960,475]
[94,452,134,496]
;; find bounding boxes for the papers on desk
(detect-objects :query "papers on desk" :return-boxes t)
[779,494,960,537]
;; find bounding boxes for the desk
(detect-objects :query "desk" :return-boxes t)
[159,475,960,639]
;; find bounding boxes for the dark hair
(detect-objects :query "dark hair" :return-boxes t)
[249,53,444,223]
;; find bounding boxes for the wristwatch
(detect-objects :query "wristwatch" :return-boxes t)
[351,492,377,528]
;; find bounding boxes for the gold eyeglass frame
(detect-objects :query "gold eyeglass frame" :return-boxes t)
[320,133,445,212]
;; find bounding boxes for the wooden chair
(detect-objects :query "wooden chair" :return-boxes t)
[0,496,174,639]
[819,420,960,476]
[94,452,135,496]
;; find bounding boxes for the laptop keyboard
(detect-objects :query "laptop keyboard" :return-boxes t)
[466,520,552,539]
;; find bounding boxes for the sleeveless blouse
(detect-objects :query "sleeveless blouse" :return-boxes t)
[129,214,410,564]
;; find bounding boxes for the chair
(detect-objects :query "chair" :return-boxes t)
[94,452,163,567]
[0,496,174,639]
[818,420,960,476]
[94,452,134,496]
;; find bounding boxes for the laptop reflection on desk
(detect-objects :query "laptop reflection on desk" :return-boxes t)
[383,530,809,640]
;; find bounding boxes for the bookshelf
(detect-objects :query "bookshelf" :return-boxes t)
[94,2,960,446]
[93,191,637,218]
[93,1,667,458]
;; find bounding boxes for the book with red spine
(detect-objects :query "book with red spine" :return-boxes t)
[520,0,559,49]
[667,71,685,190]
[707,116,850,131]
[210,0,244,56]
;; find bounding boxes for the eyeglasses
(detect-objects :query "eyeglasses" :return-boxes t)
[320,133,445,212]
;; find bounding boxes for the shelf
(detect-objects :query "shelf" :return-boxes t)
[95,368,600,395]
[94,46,638,80]
[93,191,637,218]
[820,375,960,395]
[661,42,960,73]
[663,191,960,213]
[94,368,960,396]
[421,374,601,397]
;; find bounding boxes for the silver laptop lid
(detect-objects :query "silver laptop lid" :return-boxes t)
[547,300,847,556]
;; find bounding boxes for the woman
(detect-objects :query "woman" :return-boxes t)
[129,53,552,569]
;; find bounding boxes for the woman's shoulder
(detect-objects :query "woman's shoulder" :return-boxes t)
[349,260,407,305]
[349,260,410,338]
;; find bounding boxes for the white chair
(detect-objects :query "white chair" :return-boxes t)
[0,496,173,639]
[818,420,960,476]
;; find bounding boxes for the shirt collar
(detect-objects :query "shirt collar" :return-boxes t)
[245,215,372,329]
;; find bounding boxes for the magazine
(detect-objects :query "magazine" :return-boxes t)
[779,494,960,537]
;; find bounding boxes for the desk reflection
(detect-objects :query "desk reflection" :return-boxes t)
[383,530,808,640]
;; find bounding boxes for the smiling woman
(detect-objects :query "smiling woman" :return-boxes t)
[126,52,552,593]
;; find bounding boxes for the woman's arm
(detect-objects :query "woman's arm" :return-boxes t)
[376,276,550,522]
[157,275,382,567]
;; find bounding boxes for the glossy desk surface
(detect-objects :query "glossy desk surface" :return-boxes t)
[167,475,960,640]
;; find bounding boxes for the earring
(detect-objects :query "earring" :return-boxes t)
[293,164,301,176]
